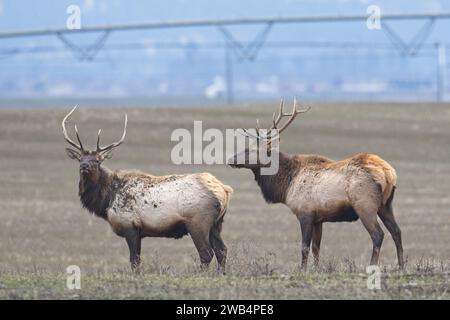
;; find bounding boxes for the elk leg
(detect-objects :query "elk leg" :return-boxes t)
[378,205,404,269]
[354,204,384,266]
[311,222,323,269]
[209,221,227,273]
[124,230,141,272]
[298,215,314,271]
[188,227,214,270]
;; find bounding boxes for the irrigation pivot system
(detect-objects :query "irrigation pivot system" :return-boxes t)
[0,13,449,102]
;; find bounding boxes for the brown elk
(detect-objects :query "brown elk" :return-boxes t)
[228,99,404,270]
[62,106,233,272]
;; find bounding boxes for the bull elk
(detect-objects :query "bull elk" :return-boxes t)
[62,106,233,271]
[228,99,404,270]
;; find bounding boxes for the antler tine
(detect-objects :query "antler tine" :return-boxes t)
[277,97,311,134]
[62,105,84,151]
[293,96,311,115]
[255,119,261,135]
[96,129,102,151]
[239,128,261,140]
[241,97,309,141]
[239,116,265,140]
[271,98,284,129]
[74,125,84,151]
[97,114,128,153]
[292,96,311,114]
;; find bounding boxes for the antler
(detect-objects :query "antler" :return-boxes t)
[62,105,127,153]
[271,97,310,134]
[240,97,310,140]
[62,105,84,151]
[241,118,262,140]
[96,114,128,153]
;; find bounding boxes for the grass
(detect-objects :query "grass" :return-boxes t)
[0,258,448,299]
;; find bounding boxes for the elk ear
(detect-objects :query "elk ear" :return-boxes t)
[99,150,113,162]
[66,148,81,161]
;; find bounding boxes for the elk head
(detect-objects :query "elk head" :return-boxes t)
[62,106,127,183]
[227,98,310,170]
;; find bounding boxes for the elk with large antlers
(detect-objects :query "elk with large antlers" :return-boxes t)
[63,106,233,271]
[228,99,403,270]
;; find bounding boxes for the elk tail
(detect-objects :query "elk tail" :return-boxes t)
[385,185,396,210]
[223,184,234,195]
[382,163,397,205]
[216,184,233,224]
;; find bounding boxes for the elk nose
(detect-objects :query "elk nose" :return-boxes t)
[80,163,89,172]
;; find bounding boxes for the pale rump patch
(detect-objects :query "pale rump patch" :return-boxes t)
[322,153,397,205]
[350,153,397,204]
[196,172,233,222]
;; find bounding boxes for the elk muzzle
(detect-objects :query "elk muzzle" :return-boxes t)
[80,160,92,173]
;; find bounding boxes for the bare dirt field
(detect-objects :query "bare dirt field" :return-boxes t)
[0,102,449,299]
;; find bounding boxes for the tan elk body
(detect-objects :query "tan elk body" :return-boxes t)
[229,100,404,270]
[63,106,233,271]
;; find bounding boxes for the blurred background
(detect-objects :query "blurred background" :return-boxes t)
[0,0,449,107]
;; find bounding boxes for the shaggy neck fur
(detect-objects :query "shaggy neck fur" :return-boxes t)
[79,166,118,220]
[252,152,300,204]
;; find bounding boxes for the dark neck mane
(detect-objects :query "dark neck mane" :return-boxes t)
[252,152,300,204]
[79,167,118,220]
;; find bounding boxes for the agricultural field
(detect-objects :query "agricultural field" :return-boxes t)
[0,102,449,299]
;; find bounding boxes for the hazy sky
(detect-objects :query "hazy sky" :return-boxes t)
[0,0,448,31]
[0,1,449,100]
